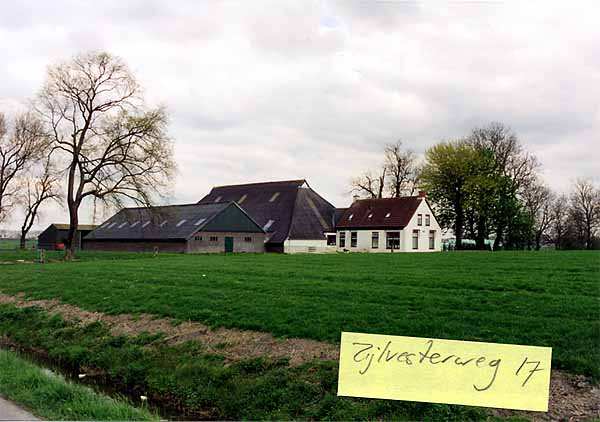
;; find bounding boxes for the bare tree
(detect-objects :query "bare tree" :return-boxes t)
[522,181,554,250]
[570,178,600,249]
[0,112,47,224]
[37,51,175,259]
[351,168,386,199]
[18,157,61,249]
[549,194,569,249]
[384,141,418,197]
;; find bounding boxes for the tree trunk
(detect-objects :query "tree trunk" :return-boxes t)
[64,201,79,260]
[493,225,503,250]
[19,232,26,250]
[475,216,486,250]
[454,196,464,250]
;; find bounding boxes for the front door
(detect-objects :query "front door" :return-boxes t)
[224,236,234,253]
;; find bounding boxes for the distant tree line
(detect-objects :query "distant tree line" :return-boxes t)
[351,123,599,250]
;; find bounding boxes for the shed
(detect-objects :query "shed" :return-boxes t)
[37,224,98,251]
[83,202,266,253]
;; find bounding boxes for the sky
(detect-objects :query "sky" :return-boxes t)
[1,0,599,230]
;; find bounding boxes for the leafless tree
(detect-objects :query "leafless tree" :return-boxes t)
[0,112,47,224]
[384,141,418,197]
[17,157,61,249]
[36,51,175,259]
[351,168,386,199]
[570,178,600,249]
[548,194,569,249]
[522,181,554,250]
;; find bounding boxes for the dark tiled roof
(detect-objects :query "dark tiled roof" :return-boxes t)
[198,180,336,243]
[336,197,422,229]
[334,208,348,225]
[51,224,98,231]
[85,202,242,241]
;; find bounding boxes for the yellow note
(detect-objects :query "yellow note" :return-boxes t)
[337,332,551,411]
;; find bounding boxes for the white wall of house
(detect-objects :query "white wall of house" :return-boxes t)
[284,238,336,253]
[336,199,442,253]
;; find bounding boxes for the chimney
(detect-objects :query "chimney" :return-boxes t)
[418,190,427,198]
[352,194,360,203]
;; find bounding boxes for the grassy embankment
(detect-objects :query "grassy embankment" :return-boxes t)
[0,348,157,420]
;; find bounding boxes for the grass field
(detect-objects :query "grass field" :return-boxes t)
[0,250,598,380]
[0,349,157,420]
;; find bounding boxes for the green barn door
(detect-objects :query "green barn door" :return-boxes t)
[224,236,234,253]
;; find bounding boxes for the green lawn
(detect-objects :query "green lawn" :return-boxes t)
[0,250,598,379]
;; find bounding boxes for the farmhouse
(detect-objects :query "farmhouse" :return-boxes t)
[198,180,338,253]
[38,224,98,250]
[83,202,265,253]
[335,191,442,252]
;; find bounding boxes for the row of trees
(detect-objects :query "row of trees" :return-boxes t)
[0,51,175,258]
[351,124,599,250]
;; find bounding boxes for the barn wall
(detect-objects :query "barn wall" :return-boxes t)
[37,226,58,250]
[283,239,335,254]
[187,232,265,253]
[83,240,186,253]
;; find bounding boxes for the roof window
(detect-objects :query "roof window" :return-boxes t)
[269,192,280,202]
[263,219,275,230]
[194,218,206,226]
[160,221,168,228]
[367,213,373,219]
[176,219,187,227]
[107,222,117,229]
[214,196,222,203]
[142,221,151,228]
[130,221,140,228]
[238,194,247,204]
[348,214,353,220]
[385,212,391,218]
[118,222,128,229]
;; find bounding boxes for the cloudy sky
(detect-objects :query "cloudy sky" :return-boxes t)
[1,0,599,229]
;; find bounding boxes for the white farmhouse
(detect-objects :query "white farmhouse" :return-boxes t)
[335,192,442,253]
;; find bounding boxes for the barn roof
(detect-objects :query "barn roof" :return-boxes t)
[49,224,98,231]
[84,202,262,241]
[335,197,423,229]
[198,179,336,243]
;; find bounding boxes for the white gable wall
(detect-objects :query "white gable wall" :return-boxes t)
[336,198,442,253]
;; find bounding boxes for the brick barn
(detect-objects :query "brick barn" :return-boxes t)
[198,180,338,253]
[83,202,265,253]
[38,224,98,250]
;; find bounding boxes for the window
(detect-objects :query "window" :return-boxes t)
[348,214,353,221]
[429,230,436,250]
[412,229,419,249]
[214,196,222,203]
[194,218,206,226]
[417,214,423,226]
[339,232,346,248]
[386,232,400,249]
[176,219,187,227]
[195,235,202,241]
[142,221,151,228]
[238,194,247,204]
[385,212,391,218]
[367,213,373,219]
[130,221,140,228]
[326,234,337,246]
[371,232,379,249]
[269,192,280,202]
[209,236,218,242]
[263,219,275,231]
[160,221,168,228]
[118,222,128,229]
[107,222,117,229]
[425,214,430,226]
[244,236,252,242]
[350,231,357,247]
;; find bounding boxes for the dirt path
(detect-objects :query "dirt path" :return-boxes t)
[0,293,598,421]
